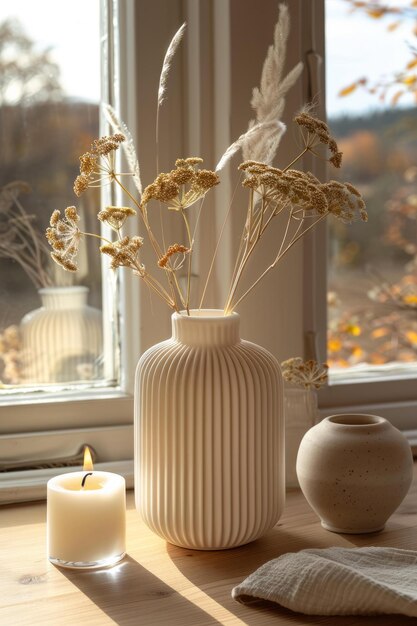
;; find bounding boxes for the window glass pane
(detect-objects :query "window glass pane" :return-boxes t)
[0,0,118,391]
[326,0,417,380]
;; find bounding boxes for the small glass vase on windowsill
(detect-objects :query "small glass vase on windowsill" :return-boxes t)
[284,386,318,488]
[281,358,328,489]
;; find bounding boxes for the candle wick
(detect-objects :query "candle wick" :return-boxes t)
[81,472,93,488]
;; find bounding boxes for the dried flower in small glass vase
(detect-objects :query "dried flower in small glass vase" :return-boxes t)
[281,357,329,390]
[281,358,328,489]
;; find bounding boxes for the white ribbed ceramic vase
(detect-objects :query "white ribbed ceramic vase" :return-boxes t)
[134,309,285,550]
[21,286,102,383]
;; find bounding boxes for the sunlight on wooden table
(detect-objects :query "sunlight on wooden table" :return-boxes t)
[1,464,417,625]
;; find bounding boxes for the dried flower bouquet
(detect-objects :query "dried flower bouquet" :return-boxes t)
[46,5,367,316]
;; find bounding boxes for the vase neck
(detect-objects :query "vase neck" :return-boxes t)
[324,414,388,434]
[172,310,240,346]
[39,286,88,310]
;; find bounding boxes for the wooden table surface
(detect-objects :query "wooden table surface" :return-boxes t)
[1,466,417,626]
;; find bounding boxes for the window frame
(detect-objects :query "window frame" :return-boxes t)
[1,0,415,504]
[304,0,417,431]
[0,0,139,500]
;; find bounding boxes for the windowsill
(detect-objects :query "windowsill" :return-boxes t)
[0,460,133,505]
[2,464,416,625]
[329,362,417,385]
[0,390,133,435]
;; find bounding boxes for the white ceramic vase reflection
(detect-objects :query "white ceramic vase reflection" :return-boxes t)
[21,286,102,384]
[297,413,413,533]
[134,310,285,550]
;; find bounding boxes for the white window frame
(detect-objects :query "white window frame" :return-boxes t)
[2,0,415,504]
[301,0,417,433]
[0,0,140,501]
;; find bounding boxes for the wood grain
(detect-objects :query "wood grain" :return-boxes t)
[1,465,417,625]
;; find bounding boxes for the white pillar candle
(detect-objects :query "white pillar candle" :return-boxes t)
[47,463,126,569]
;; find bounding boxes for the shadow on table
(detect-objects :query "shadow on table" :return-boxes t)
[166,528,417,626]
[60,554,222,626]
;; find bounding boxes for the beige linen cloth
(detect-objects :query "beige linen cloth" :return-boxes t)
[232,547,417,617]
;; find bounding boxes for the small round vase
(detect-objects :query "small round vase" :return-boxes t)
[21,286,102,384]
[296,413,413,534]
[134,309,285,550]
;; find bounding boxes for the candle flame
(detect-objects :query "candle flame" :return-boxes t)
[83,445,94,471]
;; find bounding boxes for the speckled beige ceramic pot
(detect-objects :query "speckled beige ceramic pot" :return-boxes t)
[296,414,413,534]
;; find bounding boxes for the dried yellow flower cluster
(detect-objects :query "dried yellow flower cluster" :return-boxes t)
[239,162,367,224]
[321,180,368,223]
[141,158,219,211]
[240,162,328,215]
[294,111,343,168]
[74,133,125,197]
[46,206,82,272]
[281,357,329,390]
[158,244,190,268]
[100,236,144,272]
[98,206,136,231]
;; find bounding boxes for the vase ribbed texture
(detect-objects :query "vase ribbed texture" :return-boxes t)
[135,310,284,550]
[21,286,102,383]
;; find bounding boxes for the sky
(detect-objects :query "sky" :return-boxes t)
[0,0,101,102]
[0,0,416,116]
[326,0,417,117]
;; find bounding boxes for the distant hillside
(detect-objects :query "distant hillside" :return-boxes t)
[329,107,417,142]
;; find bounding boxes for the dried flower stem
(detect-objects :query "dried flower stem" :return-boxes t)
[103,104,142,194]
[283,147,309,172]
[168,268,186,310]
[198,176,242,309]
[229,212,327,312]
[82,231,113,245]
[156,22,186,175]
[113,175,181,309]
[141,271,176,309]
[224,184,288,314]
[180,208,193,315]
[223,142,310,313]
[116,168,215,313]
[0,184,55,289]
[14,214,50,286]
[224,192,257,312]
[222,111,354,315]
[242,3,303,164]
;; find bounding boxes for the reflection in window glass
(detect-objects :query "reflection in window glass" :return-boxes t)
[0,1,117,390]
[326,0,417,377]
